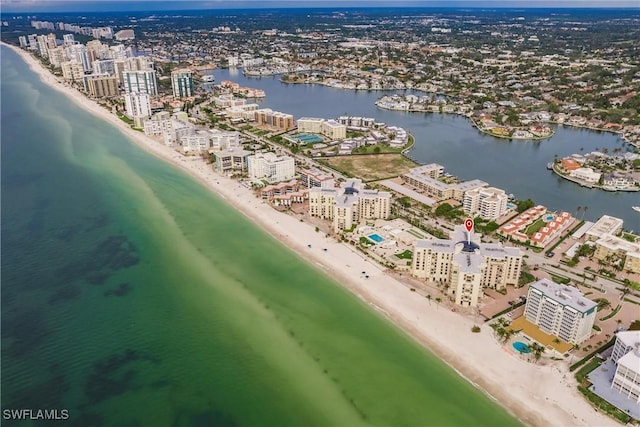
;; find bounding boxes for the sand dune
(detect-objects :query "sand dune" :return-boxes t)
[4,43,617,427]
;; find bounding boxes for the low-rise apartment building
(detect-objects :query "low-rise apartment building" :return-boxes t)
[594,234,640,274]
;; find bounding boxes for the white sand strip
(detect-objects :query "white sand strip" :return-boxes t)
[4,43,617,427]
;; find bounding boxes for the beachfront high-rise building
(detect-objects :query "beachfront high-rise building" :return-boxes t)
[247,152,296,184]
[309,179,391,233]
[60,61,85,82]
[124,92,151,120]
[610,331,640,403]
[47,46,67,68]
[523,279,597,345]
[65,44,91,72]
[19,36,28,48]
[63,34,75,45]
[85,75,118,98]
[411,226,522,307]
[171,70,194,98]
[463,187,509,220]
[123,70,158,96]
[92,59,116,76]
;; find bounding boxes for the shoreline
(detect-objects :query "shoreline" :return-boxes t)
[4,43,617,427]
[375,102,556,141]
[551,162,640,192]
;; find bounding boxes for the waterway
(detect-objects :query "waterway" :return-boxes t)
[1,47,520,426]
[213,69,639,229]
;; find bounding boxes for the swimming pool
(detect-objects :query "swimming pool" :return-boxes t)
[368,233,385,243]
[506,202,516,209]
[512,341,531,354]
[543,214,554,222]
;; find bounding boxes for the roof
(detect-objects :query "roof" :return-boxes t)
[615,330,640,348]
[415,238,456,253]
[453,251,484,273]
[586,215,624,239]
[529,279,597,314]
[617,348,640,374]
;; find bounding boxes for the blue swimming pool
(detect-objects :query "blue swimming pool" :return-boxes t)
[506,202,516,209]
[512,342,531,354]
[543,214,554,222]
[368,233,385,243]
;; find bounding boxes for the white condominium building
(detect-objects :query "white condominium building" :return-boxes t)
[296,117,347,140]
[297,118,325,134]
[524,279,597,345]
[321,120,347,140]
[298,168,335,189]
[403,164,487,202]
[247,152,296,184]
[144,112,174,145]
[594,234,640,274]
[585,215,624,242]
[412,226,522,307]
[123,70,158,96]
[61,61,85,82]
[209,130,240,151]
[181,131,211,154]
[463,187,508,220]
[171,69,194,98]
[610,331,640,403]
[309,179,391,233]
[124,92,151,119]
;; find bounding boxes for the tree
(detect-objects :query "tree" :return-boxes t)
[530,343,545,363]
[516,198,535,213]
[426,294,432,306]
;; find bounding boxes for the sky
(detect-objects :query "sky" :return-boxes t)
[1,0,638,13]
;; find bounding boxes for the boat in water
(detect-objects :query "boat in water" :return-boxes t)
[633,206,640,213]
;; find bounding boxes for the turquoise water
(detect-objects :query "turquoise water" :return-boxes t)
[1,46,521,427]
[513,342,532,354]
[367,233,385,243]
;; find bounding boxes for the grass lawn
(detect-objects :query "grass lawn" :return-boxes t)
[320,154,418,182]
[352,144,404,154]
[574,358,634,424]
[396,250,413,260]
[525,217,547,236]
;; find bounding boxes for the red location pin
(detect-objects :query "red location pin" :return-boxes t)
[464,218,474,233]
[464,218,474,244]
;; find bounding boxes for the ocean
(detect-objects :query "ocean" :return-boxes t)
[1,46,520,427]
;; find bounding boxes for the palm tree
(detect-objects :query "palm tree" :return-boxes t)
[426,294,432,306]
[530,343,545,363]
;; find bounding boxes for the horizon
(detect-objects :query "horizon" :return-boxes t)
[2,0,639,13]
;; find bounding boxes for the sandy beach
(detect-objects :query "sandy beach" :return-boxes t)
[4,43,618,427]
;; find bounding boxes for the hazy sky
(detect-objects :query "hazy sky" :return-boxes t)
[1,0,638,13]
